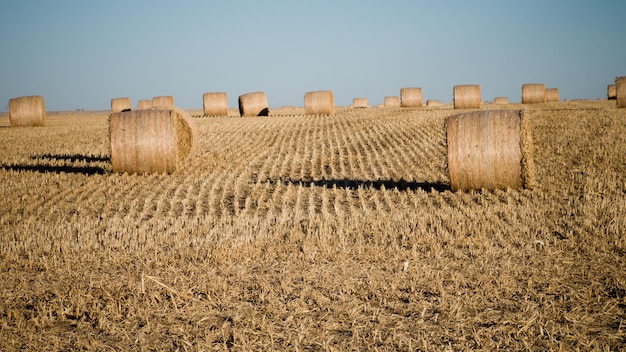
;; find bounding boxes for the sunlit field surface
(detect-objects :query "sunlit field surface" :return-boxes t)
[1,101,625,350]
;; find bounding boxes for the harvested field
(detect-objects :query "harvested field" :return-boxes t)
[0,101,625,350]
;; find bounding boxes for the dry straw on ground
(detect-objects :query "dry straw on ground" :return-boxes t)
[546,88,560,102]
[110,97,132,113]
[304,90,336,115]
[446,109,536,191]
[238,92,269,117]
[616,76,626,108]
[493,97,510,104]
[426,99,445,107]
[137,99,153,110]
[109,107,195,174]
[608,84,617,100]
[203,92,228,116]
[152,96,175,109]
[400,87,423,107]
[352,97,369,108]
[453,85,481,109]
[384,96,400,107]
[522,83,546,104]
[9,95,46,127]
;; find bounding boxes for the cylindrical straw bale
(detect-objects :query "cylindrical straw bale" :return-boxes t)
[353,97,369,108]
[384,96,400,107]
[493,97,509,105]
[453,85,481,109]
[137,99,153,110]
[426,100,445,107]
[111,97,132,112]
[546,88,559,102]
[607,84,616,100]
[400,87,423,107]
[109,107,195,174]
[616,77,626,108]
[9,95,46,127]
[521,83,546,104]
[238,92,268,117]
[446,109,536,191]
[152,96,175,108]
[304,90,335,115]
[203,92,228,116]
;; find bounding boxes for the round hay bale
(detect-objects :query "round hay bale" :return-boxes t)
[353,97,369,108]
[446,109,536,191]
[304,90,335,115]
[137,99,153,110]
[607,84,616,100]
[546,88,559,102]
[426,99,445,107]
[493,97,509,105]
[453,85,481,109]
[111,97,132,112]
[152,96,175,109]
[400,87,423,107]
[9,95,46,127]
[109,107,196,174]
[203,92,228,116]
[521,83,546,104]
[384,96,400,107]
[616,76,626,108]
[238,92,268,117]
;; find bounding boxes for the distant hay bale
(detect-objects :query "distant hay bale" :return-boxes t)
[546,88,559,102]
[384,96,400,107]
[152,96,175,108]
[137,99,153,110]
[446,109,536,191]
[453,85,481,109]
[400,87,423,107]
[304,90,335,115]
[607,84,616,100]
[111,97,132,113]
[522,83,546,104]
[203,92,228,116]
[109,107,196,174]
[238,92,269,117]
[616,77,626,108]
[426,100,445,107]
[493,97,509,104]
[9,95,46,127]
[353,97,369,108]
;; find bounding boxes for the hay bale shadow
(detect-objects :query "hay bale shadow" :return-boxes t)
[271,177,449,192]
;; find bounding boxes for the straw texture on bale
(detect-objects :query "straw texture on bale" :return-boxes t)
[9,95,46,127]
[238,92,269,117]
[400,87,423,107]
[493,97,509,105]
[111,97,132,113]
[109,107,195,174]
[384,96,400,107]
[353,98,369,108]
[453,85,481,109]
[152,96,175,108]
[446,109,536,191]
[426,100,445,107]
[137,99,153,110]
[616,77,626,108]
[203,92,228,116]
[522,83,546,104]
[607,84,616,100]
[546,88,559,102]
[304,90,335,115]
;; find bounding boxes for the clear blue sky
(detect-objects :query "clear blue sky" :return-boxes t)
[1,0,625,111]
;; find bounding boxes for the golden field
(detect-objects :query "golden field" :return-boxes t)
[0,101,625,350]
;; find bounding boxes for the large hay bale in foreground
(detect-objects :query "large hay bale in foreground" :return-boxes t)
[137,99,153,110]
[493,97,510,105]
[400,87,423,107]
[238,92,269,117]
[203,92,228,116]
[607,84,616,100]
[304,90,335,115]
[546,88,559,102]
[384,96,400,107]
[453,85,481,109]
[353,97,369,108]
[446,109,536,191]
[522,83,546,104]
[616,77,626,108]
[109,108,195,174]
[111,97,132,113]
[9,95,46,127]
[152,96,175,108]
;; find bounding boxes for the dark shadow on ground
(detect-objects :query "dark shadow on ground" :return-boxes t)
[267,177,450,192]
[31,153,110,163]
[1,163,106,175]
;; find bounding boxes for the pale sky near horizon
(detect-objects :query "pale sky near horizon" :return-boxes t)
[1,0,625,111]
